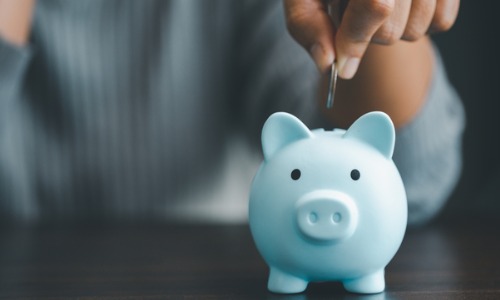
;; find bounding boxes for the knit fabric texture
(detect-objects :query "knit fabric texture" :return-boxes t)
[0,0,464,224]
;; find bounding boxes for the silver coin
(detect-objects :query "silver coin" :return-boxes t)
[326,61,338,109]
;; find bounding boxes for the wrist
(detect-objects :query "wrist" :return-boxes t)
[321,37,435,129]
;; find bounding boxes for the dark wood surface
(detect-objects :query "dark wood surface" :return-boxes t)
[1,218,499,299]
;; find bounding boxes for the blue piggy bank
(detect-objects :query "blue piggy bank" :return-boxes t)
[249,111,407,294]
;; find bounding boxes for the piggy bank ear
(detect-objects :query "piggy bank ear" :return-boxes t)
[343,111,395,158]
[261,112,312,161]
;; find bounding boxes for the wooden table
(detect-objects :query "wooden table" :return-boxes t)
[1,218,499,299]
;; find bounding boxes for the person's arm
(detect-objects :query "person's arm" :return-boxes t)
[283,0,459,128]
[0,0,35,46]
[324,37,434,129]
[283,0,464,225]
[0,0,35,101]
[0,0,36,220]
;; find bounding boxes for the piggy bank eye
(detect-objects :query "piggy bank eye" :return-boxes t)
[291,169,301,180]
[350,169,360,181]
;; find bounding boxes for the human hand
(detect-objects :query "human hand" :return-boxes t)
[283,0,460,79]
[0,0,36,46]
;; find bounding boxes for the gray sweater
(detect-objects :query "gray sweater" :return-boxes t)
[0,0,464,224]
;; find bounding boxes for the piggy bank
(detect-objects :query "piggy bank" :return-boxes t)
[249,111,407,294]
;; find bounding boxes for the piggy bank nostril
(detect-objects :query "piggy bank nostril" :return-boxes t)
[332,212,342,223]
[308,212,318,224]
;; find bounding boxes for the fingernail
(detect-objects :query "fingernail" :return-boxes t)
[310,43,334,73]
[338,57,360,79]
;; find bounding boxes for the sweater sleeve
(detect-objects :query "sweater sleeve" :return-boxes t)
[393,47,466,226]
[0,36,32,105]
[0,37,33,219]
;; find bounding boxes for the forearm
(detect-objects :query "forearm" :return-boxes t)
[321,37,434,129]
[0,0,34,110]
[0,0,35,46]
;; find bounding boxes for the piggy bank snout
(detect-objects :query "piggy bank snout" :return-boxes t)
[296,191,359,242]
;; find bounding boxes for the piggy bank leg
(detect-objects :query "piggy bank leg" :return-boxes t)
[342,269,385,294]
[267,267,308,294]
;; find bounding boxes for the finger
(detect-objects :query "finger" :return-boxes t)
[334,0,395,79]
[429,0,460,33]
[283,0,336,72]
[372,0,412,45]
[402,0,437,41]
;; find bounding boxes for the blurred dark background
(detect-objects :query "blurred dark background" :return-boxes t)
[432,1,500,220]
